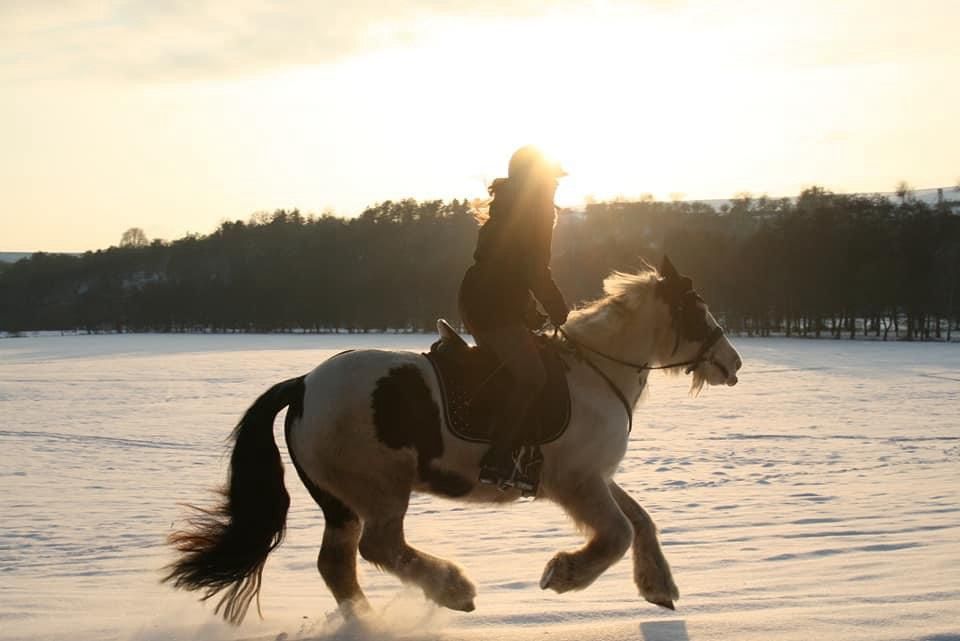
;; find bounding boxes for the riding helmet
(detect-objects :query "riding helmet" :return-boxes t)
[508,145,568,180]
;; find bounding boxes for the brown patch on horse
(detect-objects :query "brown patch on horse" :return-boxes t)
[371,365,473,497]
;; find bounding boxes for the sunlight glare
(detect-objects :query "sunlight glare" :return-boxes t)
[382,6,738,205]
[237,6,768,211]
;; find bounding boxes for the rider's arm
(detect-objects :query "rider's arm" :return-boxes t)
[526,211,569,325]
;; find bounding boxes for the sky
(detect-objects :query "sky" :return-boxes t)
[1,0,958,252]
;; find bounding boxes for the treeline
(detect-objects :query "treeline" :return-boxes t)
[579,188,960,341]
[1,188,958,340]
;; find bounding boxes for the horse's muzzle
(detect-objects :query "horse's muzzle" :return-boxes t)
[710,358,738,386]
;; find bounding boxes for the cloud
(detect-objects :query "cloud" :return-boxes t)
[0,0,589,85]
[4,0,955,88]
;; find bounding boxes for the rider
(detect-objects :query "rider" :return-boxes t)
[458,145,570,488]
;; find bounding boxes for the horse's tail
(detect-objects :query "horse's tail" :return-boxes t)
[164,375,305,625]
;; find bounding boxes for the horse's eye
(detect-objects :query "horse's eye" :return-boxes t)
[683,304,710,341]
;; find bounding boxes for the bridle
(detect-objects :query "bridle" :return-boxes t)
[557,325,726,375]
[554,319,727,432]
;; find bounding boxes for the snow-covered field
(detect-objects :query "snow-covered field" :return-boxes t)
[1,334,958,641]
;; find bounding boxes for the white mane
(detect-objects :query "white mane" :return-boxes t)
[601,269,660,303]
[569,267,660,322]
[565,266,709,394]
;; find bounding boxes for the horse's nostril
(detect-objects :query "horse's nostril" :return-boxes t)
[735,357,743,371]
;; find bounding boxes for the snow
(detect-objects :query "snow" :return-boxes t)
[0,252,33,264]
[1,334,958,641]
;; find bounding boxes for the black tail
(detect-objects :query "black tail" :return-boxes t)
[164,376,305,625]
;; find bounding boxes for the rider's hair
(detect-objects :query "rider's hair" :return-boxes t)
[474,176,556,226]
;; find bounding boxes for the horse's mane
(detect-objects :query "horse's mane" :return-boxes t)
[601,269,659,300]
[566,265,708,395]
[573,267,660,317]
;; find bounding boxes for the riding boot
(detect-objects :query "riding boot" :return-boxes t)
[479,443,538,493]
[478,392,537,492]
[478,444,516,488]
[471,324,546,493]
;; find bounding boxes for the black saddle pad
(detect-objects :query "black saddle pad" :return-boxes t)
[425,330,571,445]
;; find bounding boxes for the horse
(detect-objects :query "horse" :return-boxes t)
[164,256,742,624]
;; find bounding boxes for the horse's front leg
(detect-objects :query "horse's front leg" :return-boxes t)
[609,481,679,609]
[541,475,634,593]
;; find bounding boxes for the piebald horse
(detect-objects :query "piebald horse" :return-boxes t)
[164,256,742,624]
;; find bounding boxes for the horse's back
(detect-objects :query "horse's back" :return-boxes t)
[298,346,434,435]
[288,348,446,492]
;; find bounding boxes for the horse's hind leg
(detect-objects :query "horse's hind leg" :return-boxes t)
[312,487,370,617]
[358,500,476,612]
[609,481,679,609]
[541,475,634,593]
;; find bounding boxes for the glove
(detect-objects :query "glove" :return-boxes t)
[548,302,569,327]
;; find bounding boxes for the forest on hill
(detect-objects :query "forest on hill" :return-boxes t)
[1,188,959,340]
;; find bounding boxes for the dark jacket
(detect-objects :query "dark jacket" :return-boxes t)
[459,183,568,332]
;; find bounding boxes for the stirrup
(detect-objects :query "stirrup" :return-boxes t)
[512,474,538,497]
[478,463,519,488]
[479,470,536,495]
[478,454,538,496]
[478,465,508,487]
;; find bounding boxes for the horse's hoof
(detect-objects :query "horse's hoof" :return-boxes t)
[539,560,557,590]
[449,598,475,613]
[540,553,577,592]
[339,598,373,620]
[431,565,476,612]
[649,599,675,611]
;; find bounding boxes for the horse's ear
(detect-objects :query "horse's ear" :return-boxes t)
[660,255,680,281]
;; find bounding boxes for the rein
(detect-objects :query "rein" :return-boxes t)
[554,325,726,431]
[556,325,725,374]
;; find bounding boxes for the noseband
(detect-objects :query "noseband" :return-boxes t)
[682,326,726,376]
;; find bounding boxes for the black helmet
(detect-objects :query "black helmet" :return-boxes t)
[507,145,567,180]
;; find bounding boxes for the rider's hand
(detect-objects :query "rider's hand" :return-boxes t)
[524,307,549,331]
[549,304,569,327]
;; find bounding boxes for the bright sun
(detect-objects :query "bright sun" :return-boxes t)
[221,5,780,219]
[400,7,712,205]
[253,6,741,211]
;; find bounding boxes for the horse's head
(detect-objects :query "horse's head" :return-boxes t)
[573,258,741,392]
[651,255,741,390]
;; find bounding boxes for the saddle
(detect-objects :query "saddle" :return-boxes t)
[425,320,571,446]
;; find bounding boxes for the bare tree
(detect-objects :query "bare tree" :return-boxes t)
[895,180,913,204]
[120,227,148,248]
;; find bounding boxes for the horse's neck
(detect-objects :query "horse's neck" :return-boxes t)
[565,301,660,407]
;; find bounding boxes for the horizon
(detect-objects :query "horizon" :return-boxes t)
[2,1,959,252]
[0,183,957,255]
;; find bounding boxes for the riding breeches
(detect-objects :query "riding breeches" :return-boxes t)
[472,324,546,449]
